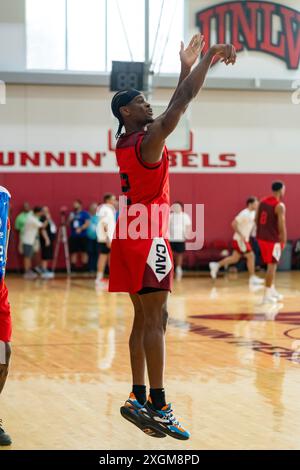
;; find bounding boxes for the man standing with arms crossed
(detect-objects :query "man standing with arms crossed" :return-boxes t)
[109,34,236,440]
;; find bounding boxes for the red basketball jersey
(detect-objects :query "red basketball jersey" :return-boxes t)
[115,131,170,238]
[109,131,173,294]
[257,196,280,242]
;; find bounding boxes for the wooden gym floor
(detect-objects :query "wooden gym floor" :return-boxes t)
[1,272,300,450]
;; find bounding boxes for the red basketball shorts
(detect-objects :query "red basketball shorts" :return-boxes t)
[109,237,173,294]
[232,239,252,255]
[258,240,284,265]
[0,283,12,342]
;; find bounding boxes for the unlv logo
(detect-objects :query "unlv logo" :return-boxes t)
[196,1,300,70]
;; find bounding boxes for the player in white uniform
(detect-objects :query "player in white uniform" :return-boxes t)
[209,197,264,285]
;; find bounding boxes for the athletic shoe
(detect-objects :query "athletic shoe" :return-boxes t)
[249,275,264,285]
[209,262,219,280]
[175,266,183,281]
[120,393,166,438]
[33,266,43,276]
[41,270,55,280]
[138,398,190,440]
[271,287,284,301]
[0,420,12,446]
[249,284,264,293]
[95,278,108,291]
[23,270,38,280]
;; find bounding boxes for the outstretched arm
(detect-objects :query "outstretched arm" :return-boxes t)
[167,34,205,111]
[142,42,236,163]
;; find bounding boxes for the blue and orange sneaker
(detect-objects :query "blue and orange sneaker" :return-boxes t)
[138,398,190,440]
[0,420,12,446]
[120,393,166,438]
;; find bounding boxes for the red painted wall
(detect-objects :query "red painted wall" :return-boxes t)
[1,172,298,270]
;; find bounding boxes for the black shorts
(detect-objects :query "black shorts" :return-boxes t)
[69,236,88,254]
[170,241,186,254]
[138,287,169,295]
[40,236,54,260]
[98,242,111,255]
[41,244,54,260]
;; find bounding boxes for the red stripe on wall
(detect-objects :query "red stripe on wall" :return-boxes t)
[1,173,297,269]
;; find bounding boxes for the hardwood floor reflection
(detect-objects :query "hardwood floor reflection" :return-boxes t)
[1,272,300,450]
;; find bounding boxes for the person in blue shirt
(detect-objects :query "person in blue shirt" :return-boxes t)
[68,199,90,272]
[86,203,99,272]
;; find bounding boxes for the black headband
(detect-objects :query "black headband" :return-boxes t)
[111,89,141,138]
[111,89,141,118]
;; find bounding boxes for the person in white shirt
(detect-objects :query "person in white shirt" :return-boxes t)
[209,197,264,285]
[95,194,116,289]
[22,206,47,280]
[169,202,192,280]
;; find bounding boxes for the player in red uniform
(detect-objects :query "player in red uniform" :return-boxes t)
[0,186,12,446]
[256,181,287,304]
[109,34,236,440]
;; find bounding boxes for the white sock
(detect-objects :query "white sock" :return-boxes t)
[96,272,103,281]
[266,287,273,297]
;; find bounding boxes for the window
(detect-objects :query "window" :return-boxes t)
[149,0,184,74]
[67,0,106,71]
[107,0,145,70]
[26,0,66,70]
[26,0,185,73]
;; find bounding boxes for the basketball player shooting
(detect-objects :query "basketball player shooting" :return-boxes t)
[109,34,236,440]
[0,186,12,446]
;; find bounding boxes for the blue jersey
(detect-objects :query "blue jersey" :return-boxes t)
[86,214,99,240]
[0,187,11,281]
[70,210,90,237]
